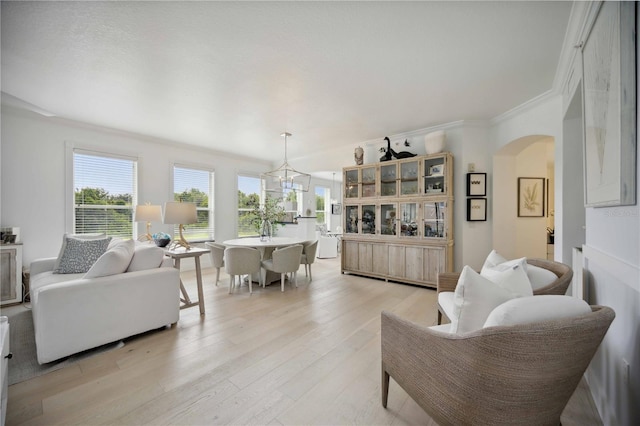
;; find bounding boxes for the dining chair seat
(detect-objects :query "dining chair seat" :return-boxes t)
[224,246,261,294]
[261,244,303,292]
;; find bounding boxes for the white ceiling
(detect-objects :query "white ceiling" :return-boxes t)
[1,1,572,166]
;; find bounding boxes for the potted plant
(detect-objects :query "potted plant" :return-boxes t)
[249,196,286,240]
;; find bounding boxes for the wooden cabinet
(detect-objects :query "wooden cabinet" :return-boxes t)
[1,244,23,306]
[341,153,454,288]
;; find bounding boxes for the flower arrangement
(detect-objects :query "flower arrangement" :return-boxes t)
[249,196,286,233]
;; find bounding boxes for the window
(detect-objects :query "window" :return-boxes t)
[238,175,261,236]
[73,150,137,237]
[316,186,329,226]
[173,165,214,241]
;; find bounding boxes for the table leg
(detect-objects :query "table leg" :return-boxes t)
[195,256,205,315]
[174,258,194,307]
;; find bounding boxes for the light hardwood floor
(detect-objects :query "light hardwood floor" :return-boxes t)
[7,256,602,425]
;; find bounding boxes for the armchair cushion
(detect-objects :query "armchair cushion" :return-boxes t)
[450,266,520,334]
[53,236,111,274]
[484,295,591,328]
[482,249,557,290]
[84,239,135,278]
[480,257,533,297]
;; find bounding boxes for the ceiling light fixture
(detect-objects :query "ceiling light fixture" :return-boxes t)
[262,132,311,193]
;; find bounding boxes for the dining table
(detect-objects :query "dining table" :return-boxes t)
[222,237,309,285]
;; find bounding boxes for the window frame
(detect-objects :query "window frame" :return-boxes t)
[171,163,215,242]
[237,173,263,237]
[66,143,139,238]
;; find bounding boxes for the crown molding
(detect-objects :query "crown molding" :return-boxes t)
[490,90,558,125]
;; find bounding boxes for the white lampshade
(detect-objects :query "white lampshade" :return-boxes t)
[163,202,197,225]
[134,204,162,223]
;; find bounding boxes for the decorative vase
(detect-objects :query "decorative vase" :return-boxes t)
[354,146,364,165]
[424,130,446,154]
[260,219,272,242]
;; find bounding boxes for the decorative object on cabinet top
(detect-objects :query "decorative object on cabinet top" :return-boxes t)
[424,130,446,154]
[379,137,417,162]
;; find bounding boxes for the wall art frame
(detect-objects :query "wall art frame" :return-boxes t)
[582,1,636,207]
[466,172,487,196]
[518,177,545,217]
[331,203,342,215]
[466,198,487,221]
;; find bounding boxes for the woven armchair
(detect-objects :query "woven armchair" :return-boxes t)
[381,306,615,426]
[437,258,573,324]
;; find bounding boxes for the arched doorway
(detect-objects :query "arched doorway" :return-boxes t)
[493,135,555,259]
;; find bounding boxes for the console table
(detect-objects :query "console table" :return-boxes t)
[165,247,208,315]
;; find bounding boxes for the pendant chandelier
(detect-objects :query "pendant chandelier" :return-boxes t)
[262,132,311,193]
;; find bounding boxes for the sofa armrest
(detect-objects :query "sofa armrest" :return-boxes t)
[437,272,460,294]
[30,257,57,276]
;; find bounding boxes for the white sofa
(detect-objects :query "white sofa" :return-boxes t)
[30,244,180,364]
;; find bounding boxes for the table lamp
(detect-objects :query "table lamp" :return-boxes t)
[134,203,162,242]
[163,201,197,249]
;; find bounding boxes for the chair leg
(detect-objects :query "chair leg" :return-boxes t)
[215,267,220,286]
[382,367,390,408]
[309,264,312,281]
[249,277,252,294]
[281,273,285,292]
[228,275,234,294]
[294,271,298,288]
[437,309,442,325]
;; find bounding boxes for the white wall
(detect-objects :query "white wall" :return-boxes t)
[0,107,272,267]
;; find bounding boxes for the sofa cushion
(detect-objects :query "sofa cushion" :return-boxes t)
[450,266,518,334]
[480,257,533,297]
[484,295,591,328]
[30,271,84,293]
[84,239,135,278]
[127,244,165,272]
[53,236,111,274]
[53,233,108,272]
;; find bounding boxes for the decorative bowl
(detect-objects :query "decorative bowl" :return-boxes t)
[154,238,171,248]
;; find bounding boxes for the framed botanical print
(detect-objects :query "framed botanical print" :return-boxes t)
[518,177,545,217]
[466,173,487,196]
[467,198,487,221]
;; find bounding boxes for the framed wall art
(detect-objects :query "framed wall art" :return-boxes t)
[331,203,342,215]
[518,177,545,217]
[466,173,487,196]
[467,198,487,221]
[582,1,636,207]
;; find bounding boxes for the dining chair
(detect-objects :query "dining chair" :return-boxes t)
[204,242,225,286]
[300,240,318,281]
[261,244,303,292]
[224,246,261,294]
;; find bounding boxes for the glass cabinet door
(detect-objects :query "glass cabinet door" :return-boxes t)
[361,204,376,235]
[423,156,447,195]
[380,203,397,236]
[399,160,419,196]
[399,202,419,237]
[345,205,359,234]
[361,166,377,198]
[345,169,359,198]
[380,164,397,197]
[423,201,446,239]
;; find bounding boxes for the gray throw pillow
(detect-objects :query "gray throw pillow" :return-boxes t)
[53,237,111,274]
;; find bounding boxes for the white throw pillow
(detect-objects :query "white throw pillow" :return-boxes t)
[449,266,516,334]
[53,236,111,274]
[482,249,509,270]
[53,233,107,272]
[484,295,591,328]
[480,257,533,298]
[84,239,135,278]
[482,249,557,292]
[527,265,559,291]
[127,244,165,272]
